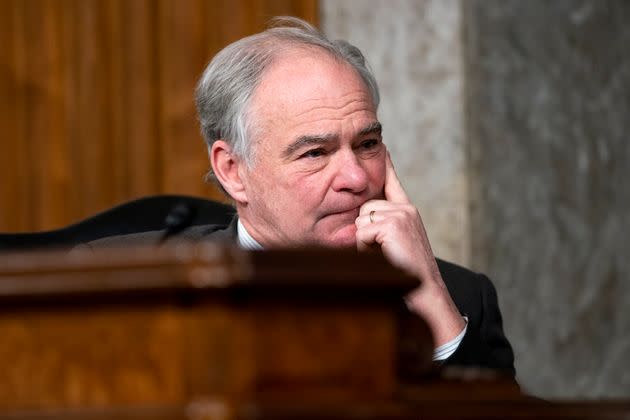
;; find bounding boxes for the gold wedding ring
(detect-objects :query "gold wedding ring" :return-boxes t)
[369,210,376,224]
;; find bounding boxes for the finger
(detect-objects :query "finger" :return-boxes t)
[384,151,410,204]
[355,212,382,229]
[358,199,391,216]
[359,199,413,218]
[355,214,372,229]
[355,209,401,228]
[355,222,382,252]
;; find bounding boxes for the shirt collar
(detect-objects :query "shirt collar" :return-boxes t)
[237,218,264,250]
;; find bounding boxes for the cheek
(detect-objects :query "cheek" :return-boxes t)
[250,162,320,211]
[291,175,323,199]
[366,158,386,190]
[244,165,286,208]
[288,171,331,209]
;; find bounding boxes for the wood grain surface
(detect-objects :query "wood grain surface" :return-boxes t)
[0,0,318,232]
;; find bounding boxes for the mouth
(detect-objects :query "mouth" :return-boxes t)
[321,206,361,220]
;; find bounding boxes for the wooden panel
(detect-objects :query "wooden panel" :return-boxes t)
[122,0,160,197]
[0,0,318,232]
[0,246,416,411]
[23,0,68,229]
[157,0,212,197]
[0,0,25,230]
[73,0,117,216]
[0,305,188,408]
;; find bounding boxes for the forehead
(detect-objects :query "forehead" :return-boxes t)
[248,48,377,143]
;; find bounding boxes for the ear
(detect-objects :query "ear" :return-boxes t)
[210,140,248,203]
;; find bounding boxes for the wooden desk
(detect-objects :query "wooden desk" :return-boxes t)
[0,244,426,417]
[0,244,628,419]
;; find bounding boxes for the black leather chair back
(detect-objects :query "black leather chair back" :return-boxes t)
[0,195,235,251]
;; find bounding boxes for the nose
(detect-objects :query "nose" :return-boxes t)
[331,150,369,193]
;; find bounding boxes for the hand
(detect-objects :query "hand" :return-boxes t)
[355,151,465,346]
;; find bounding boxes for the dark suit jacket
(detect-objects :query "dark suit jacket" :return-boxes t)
[84,216,515,377]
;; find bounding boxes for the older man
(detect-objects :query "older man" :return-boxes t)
[90,17,514,375]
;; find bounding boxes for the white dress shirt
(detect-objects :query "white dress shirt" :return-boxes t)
[236,218,466,360]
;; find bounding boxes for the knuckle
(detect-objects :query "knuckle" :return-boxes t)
[402,203,417,214]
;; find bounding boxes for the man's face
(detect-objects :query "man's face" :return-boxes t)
[236,49,386,248]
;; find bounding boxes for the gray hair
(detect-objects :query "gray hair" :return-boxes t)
[195,16,380,182]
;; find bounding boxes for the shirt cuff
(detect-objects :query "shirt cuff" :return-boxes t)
[432,316,468,361]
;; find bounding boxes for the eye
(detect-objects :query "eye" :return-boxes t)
[359,139,380,150]
[299,148,326,159]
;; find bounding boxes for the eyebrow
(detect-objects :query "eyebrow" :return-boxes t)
[281,121,382,158]
[358,121,382,137]
[282,133,337,158]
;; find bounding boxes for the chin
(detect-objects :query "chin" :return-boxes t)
[319,224,357,249]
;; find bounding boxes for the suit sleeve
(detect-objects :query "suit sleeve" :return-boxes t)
[443,273,516,377]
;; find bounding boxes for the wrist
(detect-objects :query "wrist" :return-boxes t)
[406,286,466,347]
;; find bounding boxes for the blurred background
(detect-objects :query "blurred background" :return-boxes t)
[1,0,628,399]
